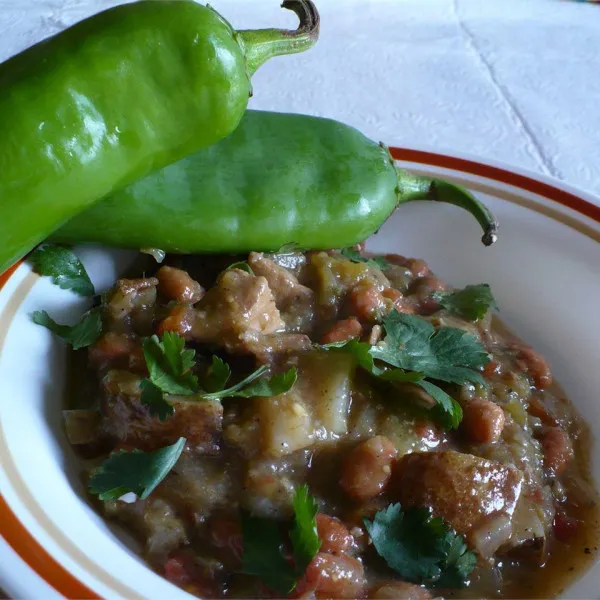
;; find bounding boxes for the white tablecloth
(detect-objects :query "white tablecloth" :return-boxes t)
[2,0,600,197]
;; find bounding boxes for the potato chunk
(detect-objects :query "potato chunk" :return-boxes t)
[395,451,523,558]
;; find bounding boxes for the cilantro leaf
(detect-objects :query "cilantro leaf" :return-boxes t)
[89,437,185,501]
[364,504,476,588]
[416,381,463,430]
[320,338,461,428]
[275,242,300,254]
[290,485,321,573]
[241,514,297,594]
[32,310,102,350]
[29,243,94,296]
[241,486,321,594]
[318,339,384,375]
[199,355,231,392]
[341,247,389,270]
[434,284,498,321]
[435,528,477,588]
[140,379,174,421]
[227,261,254,275]
[143,332,198,395]
[365,504,443,582]
[370,312,489,385]
[200,366,297,400]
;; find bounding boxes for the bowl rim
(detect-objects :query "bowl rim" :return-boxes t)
[1,146,599,599]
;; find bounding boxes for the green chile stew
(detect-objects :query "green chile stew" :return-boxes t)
[54,248,598,599]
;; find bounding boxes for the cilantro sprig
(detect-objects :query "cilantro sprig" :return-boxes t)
[370,311,488,385]
[341,247,389,270]
[200,355,231,393]
[364,504,476,588]
[434,283,498,321]
[324,311,489,429]
[290,485,321,573]
[29,243,94,297]
[142,332,198,396]
[241,485,321,594]
[200,366,297,401]
[89,437,186,501]
[139,332,297,420]
[32,309,102,350]
[227,261,254,275]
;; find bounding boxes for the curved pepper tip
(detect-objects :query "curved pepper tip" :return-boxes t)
[238,0,320,75]
[481,226,499,247]
[394,168,499,246]
[428,179,499,247]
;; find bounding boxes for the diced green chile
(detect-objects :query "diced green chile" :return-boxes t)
[54,111,498,252]
[0,1,319,273]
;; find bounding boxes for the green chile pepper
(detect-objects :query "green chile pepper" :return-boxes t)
[53,111,498,251]
[0,1,319,273]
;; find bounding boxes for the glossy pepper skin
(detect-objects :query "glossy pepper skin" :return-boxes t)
[53,111,498,252]
[0,1,319,274]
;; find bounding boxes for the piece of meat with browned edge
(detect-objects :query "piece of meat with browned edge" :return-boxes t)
[394,451,523,559]
[101,370,222,453]
[156,265,204,304]
[106,277,158,324]
[158,268,311,359]
[248,252,315,331]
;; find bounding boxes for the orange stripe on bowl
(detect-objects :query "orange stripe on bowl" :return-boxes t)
[0,496,98,599]
[0,259,98,599]
[390,147,600,224]
[0,263,20,291]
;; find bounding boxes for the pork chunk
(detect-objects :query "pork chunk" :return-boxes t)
[158,269,285,353]
[101,370,222,453]
[248,252,315,332]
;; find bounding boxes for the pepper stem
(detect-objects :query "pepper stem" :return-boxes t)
[237,0,320,76]
[396,168,499,246]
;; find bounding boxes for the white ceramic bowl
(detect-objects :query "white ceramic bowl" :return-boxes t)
[1,148,599,599]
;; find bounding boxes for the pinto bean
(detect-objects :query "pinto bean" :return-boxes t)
[157,304,195,337]
[369,581,432,599]
[483,359,502,378]
[408,275,448,314]
[320,318,363,345]
[382,287,415,314]
[316,514,354,555]
[383,253,408,266]
[88,332,145,372]
[528,396,558,426]
[405,258,431,278]
[157,266,204,304]
[210,518,243,566]
[540,427,574,476]
[553,510,580,543]
[347,283,385,322]
[340,436,397,502]
[163,551,221,597]
[461,399,505,444]
[515,345,553,389]
[303,553,365,599]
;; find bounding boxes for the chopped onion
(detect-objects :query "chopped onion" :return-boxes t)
[63,409,100,445]
[470,513,513,559]
[118,492,138,504]
[140,247,166,263]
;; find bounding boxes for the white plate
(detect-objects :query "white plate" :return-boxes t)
[0,148,599,599]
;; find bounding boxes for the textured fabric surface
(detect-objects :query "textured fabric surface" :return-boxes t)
[0,0,598,191]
